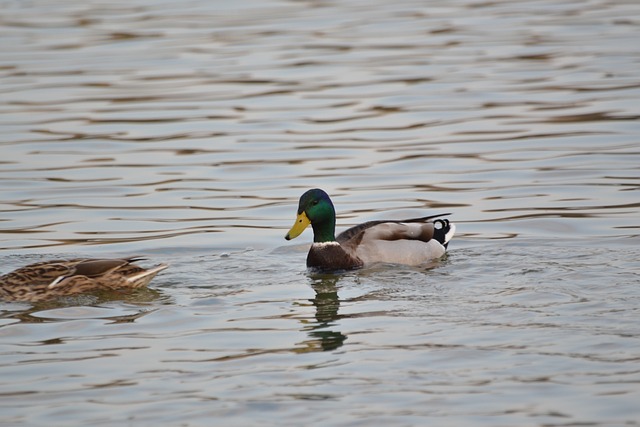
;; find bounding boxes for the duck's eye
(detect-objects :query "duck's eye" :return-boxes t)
[312,200,319,206]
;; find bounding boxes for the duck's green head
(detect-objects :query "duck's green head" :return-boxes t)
[285,188,336,243]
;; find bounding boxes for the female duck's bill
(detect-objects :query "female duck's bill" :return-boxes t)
[285,188,455,271]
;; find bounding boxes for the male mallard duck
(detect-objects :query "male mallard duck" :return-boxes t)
[285,189,455,271]
[0,257,168,302]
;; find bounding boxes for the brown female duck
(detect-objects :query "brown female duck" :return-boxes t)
[0,257,167,302]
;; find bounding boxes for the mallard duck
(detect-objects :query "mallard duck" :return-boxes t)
[0,257,168,302]
[285,189,455,271]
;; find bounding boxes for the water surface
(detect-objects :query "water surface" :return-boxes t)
[1,0,639,426]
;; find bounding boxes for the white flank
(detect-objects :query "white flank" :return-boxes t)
[356,240,446,266]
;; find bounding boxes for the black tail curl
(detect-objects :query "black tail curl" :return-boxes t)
[433,219,452,248]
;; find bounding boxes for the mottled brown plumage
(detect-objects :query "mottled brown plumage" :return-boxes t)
[0,257,168,302]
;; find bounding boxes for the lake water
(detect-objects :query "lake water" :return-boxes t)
[1,0,639,425]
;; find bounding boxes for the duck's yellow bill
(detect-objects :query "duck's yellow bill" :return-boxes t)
[285,212,311,240]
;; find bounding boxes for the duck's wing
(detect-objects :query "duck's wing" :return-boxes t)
[48,257,166,289]
[336,214,454,266]
[69,258,134,277]
[336,213,451,246]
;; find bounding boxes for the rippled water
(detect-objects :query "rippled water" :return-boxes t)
[1,0,639,425]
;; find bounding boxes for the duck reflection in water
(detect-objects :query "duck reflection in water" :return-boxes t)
[299,273,347,352]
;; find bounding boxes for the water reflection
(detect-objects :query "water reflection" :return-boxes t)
[0,287,166,324]
[301,274,347,352]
